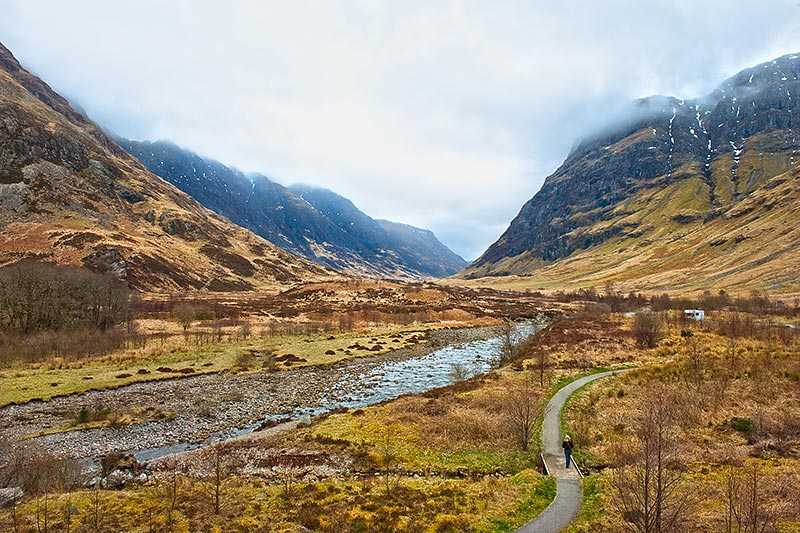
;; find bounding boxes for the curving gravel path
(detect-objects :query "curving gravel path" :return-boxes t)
[517,370,624,533]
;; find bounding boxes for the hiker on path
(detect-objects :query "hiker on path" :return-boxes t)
[562,434,574,468]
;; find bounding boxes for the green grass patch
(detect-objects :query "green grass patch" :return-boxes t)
[0,324,439,407]
[565,474,606,532]
[313,410,536,475]
[484,472,556,532]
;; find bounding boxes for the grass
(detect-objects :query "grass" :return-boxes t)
[0,342,237,407]
[311,405,537,475]
[0,322,445,407]
[259,323,436,368]
[485,472,557,532]
[0,472,556,532]
[565,474,607,533]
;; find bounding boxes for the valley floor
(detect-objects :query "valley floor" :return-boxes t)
[1,284,799,532]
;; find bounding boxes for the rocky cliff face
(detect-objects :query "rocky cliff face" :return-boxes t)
[0,42,334,291]
[465,53,800,294]
[120,140,466,278]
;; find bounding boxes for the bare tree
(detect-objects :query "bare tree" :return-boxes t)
[721,464,798,533]
[238,321,252,340]
[498,319,517,365]
[633,312,664,348]
[534,347,549,387]
[609,384,698,532]
[682,330,705,388]
[503,373,542,451]
[173,304,197,335]
[159,460,184,531]
[377,425,400,495]
[199,445,234,515]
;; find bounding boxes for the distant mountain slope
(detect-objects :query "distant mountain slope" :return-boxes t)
[120,140,466,278]
[376,219,468,279]
[289,184,468,278]
[0,42,333,291]
[463,53,800,295]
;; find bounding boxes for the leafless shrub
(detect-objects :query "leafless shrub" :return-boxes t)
[503,373,542,451]
[449,363,470,382]
[498,319,517,365]
[609,384,700,532]
[720,464,799,532]
[632,312,664,348]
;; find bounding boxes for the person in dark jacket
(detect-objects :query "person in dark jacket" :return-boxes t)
[563,435,574,468]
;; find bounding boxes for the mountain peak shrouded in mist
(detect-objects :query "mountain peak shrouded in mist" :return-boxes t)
[119,140,466,279]
[463,52,800,295]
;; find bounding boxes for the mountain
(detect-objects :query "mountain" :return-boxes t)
[376,219,467,279]
[288,184,467,278]
[464,53,800,295]
[119,140,467,278]
[0,42,334,291]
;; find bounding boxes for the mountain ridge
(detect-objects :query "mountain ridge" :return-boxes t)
[0,42,335,291]
[120,139,466,279]
[463,52,800,295]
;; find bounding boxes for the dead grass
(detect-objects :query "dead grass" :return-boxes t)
[561,320,800,531]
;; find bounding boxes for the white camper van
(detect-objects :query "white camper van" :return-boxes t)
[684,309,705,321]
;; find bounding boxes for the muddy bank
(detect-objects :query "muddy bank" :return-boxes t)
[0,323,544,462]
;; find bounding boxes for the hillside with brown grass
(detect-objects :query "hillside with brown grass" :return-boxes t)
[0,42,335,292]
[461,54,800,297]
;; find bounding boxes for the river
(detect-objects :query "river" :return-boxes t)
[0,321,545,466]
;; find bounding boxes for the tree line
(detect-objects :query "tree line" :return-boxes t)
[0,262,132,365]
[0,262,130,334]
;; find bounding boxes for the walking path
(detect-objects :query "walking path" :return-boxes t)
[517,370,624,533]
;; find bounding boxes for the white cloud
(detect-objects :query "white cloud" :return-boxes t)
[1,0,799,259]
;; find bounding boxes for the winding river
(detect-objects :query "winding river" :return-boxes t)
[1,321,545,466]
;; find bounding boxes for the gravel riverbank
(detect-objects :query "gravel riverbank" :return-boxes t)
[0,324,528,461]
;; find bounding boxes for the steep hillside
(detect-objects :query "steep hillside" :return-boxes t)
[376,219,468,279]
[464,53,800,295]
[0,42,334,291]
[120,140,466,278]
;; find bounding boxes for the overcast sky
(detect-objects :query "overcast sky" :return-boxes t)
[2,1,799,259]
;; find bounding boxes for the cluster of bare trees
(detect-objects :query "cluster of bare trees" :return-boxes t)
[541,285,798,318]
[0,262,130,334]
[0,440,85,533]
[609,384,699,533]
[0,262,134,365]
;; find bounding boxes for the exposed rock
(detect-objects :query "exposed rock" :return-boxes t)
[464,52,800,293]
[0,487,22,508]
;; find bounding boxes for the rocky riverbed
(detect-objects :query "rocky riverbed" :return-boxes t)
[0,322,545,463]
